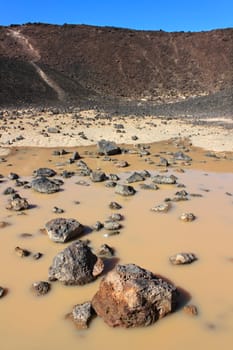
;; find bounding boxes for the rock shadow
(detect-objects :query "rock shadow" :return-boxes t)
[154,273,191,312]
[101,257,120,275]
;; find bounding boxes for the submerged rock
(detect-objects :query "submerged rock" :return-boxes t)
[115,184,136,196]
[97,244,114,257]
[71,302,95,329]
[31,177,61,193]
[45,218,84,243]
[169,253,197,265]
[48,241,104,285]
[104,221,121,230]
[92,263,178,328]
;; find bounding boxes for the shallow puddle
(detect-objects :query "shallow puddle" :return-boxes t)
[0,146,233,350]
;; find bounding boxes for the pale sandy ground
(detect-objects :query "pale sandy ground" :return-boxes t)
[0,110,232,156]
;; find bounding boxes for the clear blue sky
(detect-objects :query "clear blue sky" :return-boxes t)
[0,0,232,32]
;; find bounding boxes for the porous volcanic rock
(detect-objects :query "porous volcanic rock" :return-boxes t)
[48,241,104,285]
[6,195,29,211]
[71,302,95,329]
[92,263,178,328]
[31,281,51,296]
[45,218,84,243]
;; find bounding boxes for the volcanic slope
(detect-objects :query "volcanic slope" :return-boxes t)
[0,23,232,113]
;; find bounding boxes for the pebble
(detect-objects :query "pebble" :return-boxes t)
[109,202,122,210]
[151,202,171,213]
[32,281,51,296]
[179,213,196,222]
[104,221,121,230]
[97,244,115,257]
[0,286,6,298]
[15,246,31,257]
[183,304,198,316]
[169,252,197,265]
[52,206,64,214]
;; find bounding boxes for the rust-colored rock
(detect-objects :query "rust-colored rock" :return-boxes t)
[92,263,178,328]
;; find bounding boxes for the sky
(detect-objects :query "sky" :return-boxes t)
[0,0,232,32]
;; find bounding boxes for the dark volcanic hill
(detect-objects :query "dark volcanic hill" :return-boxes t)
[0,23,232,115]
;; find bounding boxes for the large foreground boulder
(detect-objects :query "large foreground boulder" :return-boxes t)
[45,218,84,243]
[97,140,121,156]
[92,264,178,328]
[48,241,104,285]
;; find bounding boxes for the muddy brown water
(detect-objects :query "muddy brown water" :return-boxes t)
[0,143,233,350]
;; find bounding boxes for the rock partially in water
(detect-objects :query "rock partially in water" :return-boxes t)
[48,241,104,285]
[107,213,123,221]
[139,183,159,190]
[115,160,129,168]
[97,140,121,156]
[0,221,9,228]
[126,172,145,184]
[151,202,172,213]
[169,253,197,265]
[183,304,198,316]
[172,190,189,202]
[179,213,196,222]
[90,171,107,182]
[33,167,56,177]
[6,195,30,211]
[92,264,178,328]
[71,302,95,329]
[31,176,61,193]
[76,160,91,176]
[52,206,64,214]
[109,201,122,210]
[0,286,6,298]
[104,221,121,230]
[3,187,16,195]
[15,246,30,257]
[32,281,51,296]
[45,218,84,243]
[152,174,177,185]
[97,244,115,257]
[8,172,19,180]
[115,184,136,196]
[105,181,117,188]
[92,221,104,231]
[173,152,192,162]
